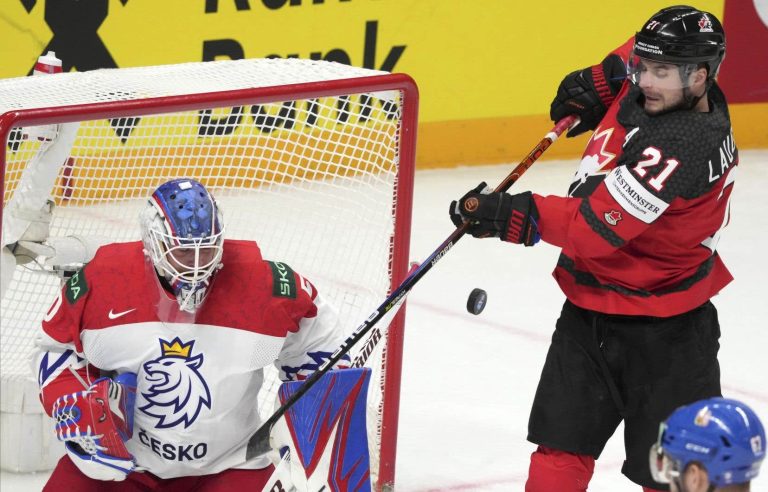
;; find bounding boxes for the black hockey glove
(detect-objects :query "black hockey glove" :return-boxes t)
[550,54,626,137]
[449,182,540,246]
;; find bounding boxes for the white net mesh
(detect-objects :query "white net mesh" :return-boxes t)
[0,58,396,111]
[0,58,414,484]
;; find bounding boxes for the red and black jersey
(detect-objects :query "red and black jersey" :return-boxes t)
[534,47,737,317]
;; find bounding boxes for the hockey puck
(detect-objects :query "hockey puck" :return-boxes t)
[466,288,487,315]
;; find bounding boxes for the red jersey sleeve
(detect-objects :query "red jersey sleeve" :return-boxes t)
[42,267,91,351]
[36,265,97,415]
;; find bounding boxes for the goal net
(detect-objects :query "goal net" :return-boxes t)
[0,58,416,491]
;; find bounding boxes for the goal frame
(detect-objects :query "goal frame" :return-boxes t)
[0,72,418,491]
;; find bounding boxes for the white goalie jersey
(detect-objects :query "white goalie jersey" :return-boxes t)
[34,239,350,479]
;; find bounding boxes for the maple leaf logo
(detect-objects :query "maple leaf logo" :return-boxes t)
[604,210,622,226]
[698,16,713,32]
[572,127,616,187]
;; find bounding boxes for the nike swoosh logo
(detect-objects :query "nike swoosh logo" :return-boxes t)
[108,308,136,320]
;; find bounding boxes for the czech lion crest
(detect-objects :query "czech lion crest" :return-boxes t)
[139,337,212,428]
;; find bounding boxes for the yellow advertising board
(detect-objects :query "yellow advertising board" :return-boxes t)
[1,0,764,166]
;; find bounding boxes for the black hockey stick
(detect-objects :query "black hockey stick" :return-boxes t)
[245,115,578,459]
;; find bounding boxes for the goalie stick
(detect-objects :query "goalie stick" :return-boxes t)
[245,115,579,460]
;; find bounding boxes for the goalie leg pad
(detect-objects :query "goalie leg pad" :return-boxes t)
[274,367,373,491]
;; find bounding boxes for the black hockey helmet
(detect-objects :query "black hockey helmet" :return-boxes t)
[633,5,726,80]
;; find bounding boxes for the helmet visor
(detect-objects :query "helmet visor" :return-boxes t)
[628,51,702,90]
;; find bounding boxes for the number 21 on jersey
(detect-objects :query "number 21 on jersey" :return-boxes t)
[633,147,679,192]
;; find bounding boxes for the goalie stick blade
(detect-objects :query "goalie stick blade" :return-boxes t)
[246,424,273,460]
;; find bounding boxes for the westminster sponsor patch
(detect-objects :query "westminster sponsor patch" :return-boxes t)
[605,166,668,224]
[64,269,89,304]
[268,261,296,299]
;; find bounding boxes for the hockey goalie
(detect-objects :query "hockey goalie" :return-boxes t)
[30,176,378,491]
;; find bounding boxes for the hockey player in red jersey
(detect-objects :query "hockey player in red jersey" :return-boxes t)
[35,178,350,490]
[450,6,733,492]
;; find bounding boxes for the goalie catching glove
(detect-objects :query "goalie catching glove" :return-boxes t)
[450,182,541,246]
[52,373,141,481]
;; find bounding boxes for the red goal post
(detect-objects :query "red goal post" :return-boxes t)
[0,58,417,491]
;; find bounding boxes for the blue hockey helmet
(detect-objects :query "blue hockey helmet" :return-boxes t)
[140,179,224,313]
[650,397,766,487]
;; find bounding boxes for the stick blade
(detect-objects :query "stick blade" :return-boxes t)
[246,423,272,460]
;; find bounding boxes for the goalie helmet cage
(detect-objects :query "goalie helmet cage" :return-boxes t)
[0,58,417,491]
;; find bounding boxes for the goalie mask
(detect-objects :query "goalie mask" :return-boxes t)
[140,179,224,313]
